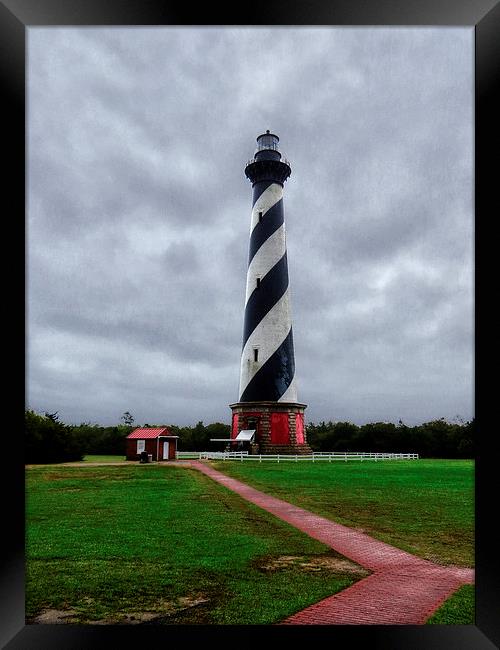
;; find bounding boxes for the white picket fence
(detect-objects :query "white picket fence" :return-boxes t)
[176,451,418,462]
[176,451,249,460]
[310,452,419,461]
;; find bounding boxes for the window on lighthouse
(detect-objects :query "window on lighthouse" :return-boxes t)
[257,133,279,151]
[253,348,259,362]
[258,211,263,222]
[256,277,261,289]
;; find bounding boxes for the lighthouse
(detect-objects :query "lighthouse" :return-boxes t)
[229,131,312,454]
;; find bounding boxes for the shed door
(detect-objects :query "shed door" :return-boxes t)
[163,441,169,460]
[137,440,145,454]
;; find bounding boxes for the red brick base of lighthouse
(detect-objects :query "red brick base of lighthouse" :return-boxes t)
[229,401,312,455]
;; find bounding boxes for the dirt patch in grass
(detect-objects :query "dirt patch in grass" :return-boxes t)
[149,593,225,625]
[31,608,79,624]
[34,468,135,482]
[30,594,211,625]
[38,471,111,482]
[254,553,370,577]
[48,488,83,493]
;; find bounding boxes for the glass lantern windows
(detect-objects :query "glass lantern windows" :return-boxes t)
[256,132,279,152]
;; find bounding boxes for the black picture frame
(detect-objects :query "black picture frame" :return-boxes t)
[3,0,498,647]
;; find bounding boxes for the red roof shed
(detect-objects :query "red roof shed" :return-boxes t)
[126,427,178,461]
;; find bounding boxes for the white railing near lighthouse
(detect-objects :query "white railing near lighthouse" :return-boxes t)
[176,451,419,462]
[176,451,249,460]
[245,156,291,168]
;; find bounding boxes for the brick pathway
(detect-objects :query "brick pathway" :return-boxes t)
[188,460,474,625]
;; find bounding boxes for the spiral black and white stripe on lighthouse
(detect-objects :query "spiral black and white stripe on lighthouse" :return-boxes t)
[239,133,295,403]
[229,131,311,455]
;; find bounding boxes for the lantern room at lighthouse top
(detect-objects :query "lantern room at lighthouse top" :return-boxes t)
[245,130,291,185]
[254,130,282,161]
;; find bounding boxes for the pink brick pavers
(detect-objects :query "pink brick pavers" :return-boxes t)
[188,460,474,625]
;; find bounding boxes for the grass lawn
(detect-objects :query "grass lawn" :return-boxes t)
[210,459,474,568]
[26,464,367,625]
[426,585,475,624]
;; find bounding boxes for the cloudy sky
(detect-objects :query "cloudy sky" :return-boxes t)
[27,27,473,427]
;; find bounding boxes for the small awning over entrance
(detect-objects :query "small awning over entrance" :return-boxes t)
[235,429,256,442]
[209,430,256,443]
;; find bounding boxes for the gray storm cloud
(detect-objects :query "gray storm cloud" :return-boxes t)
[27,27,473,426]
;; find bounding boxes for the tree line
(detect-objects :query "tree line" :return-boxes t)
[25,409,474,464]
[306,418,474,459]
[24,410,232,464]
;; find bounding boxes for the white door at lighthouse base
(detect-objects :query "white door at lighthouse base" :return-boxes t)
[163,441,169,460]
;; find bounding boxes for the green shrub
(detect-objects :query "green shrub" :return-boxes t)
[25,410,85,464]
